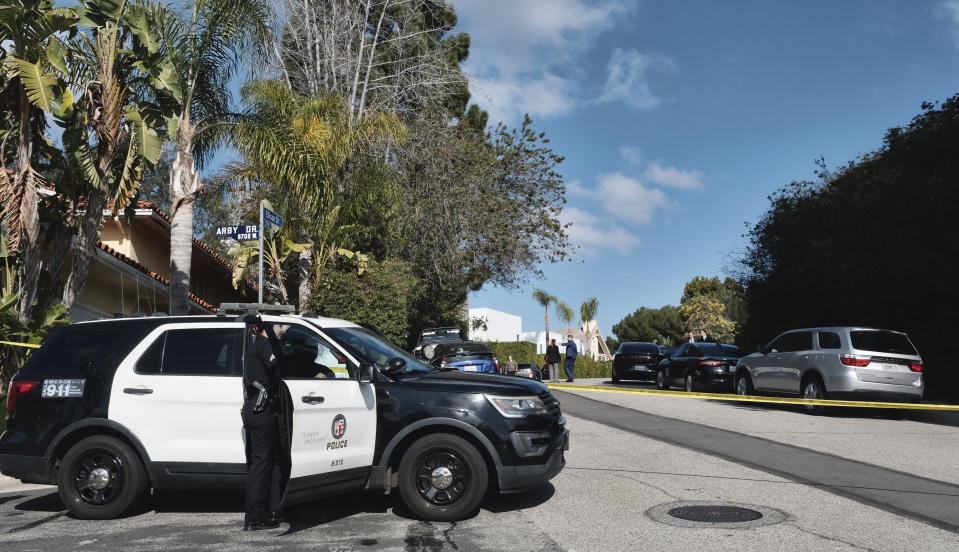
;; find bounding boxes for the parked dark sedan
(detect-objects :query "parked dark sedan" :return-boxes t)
[611,342,669,383]
[656,342,743,392]
[430,341,500,374]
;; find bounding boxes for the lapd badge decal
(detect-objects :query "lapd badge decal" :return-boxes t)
[331,414,347,439]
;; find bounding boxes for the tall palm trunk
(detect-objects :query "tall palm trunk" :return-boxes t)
[14,87,40,324]
[63,189,106,308]
[297,246,312,311]
[169,119,199,315]
[544,309,550,349]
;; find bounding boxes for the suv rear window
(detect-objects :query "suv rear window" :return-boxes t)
[18,325,146,378]
[136,328,242,376]
[850,331,917,356]
[619,343,660,354]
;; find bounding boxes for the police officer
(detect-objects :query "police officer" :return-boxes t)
[241,314,284,531]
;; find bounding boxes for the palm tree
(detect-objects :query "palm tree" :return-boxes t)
[0,0,75,322]
[161,0,272,314]
[556,301,574,336]
[580,296,598,357]
[532,289,556,349]
[226,80,404,307]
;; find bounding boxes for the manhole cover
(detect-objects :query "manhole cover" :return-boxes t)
[647,501,790,529]
[668,505,763,523]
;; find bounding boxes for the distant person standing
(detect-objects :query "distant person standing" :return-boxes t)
[545,339,561,383]
[564,333,578,382]
[700,329,713,343]
[506,355,518,375]
[688,331,696,343]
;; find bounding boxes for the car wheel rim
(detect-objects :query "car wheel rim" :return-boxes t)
[804,383,821,400]
[414,450,470,506]
[686,376,692,392]
[736,378,747,395]
[73,450,124,507]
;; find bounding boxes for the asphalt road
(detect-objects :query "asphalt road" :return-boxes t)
[2,381,958,551]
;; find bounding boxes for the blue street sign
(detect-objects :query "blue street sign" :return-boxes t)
[263,207,282,229]
[215,224,259,240]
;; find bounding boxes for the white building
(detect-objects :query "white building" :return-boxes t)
[468,307,522,342]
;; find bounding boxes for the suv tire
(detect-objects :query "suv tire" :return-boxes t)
[398,433,488,522]
[685,374,697,393]
[611,369,620,384]
[58,435,149,520]
[801,375,827,415]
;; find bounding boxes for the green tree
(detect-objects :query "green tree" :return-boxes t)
[0,0,75,322]
[580,296,598,356]
[555,301,574,335]
[532,289,556,347]
[611,305,685,345]
[679,296,736,343]
[159,0,272,315]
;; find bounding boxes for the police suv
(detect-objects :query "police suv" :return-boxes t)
[0,307,568,521]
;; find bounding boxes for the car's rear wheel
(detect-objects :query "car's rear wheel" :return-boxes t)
[611,368,620,384]
[685,374,697,393]
[735,372,753,396]
[58,435,149,520]
[655,369,668,390]
[801,376,827,414]
[398,433,488,522]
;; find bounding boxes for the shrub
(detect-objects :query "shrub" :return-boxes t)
[485,341,537,364]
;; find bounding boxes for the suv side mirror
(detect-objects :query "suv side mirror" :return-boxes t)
[384,357,407,375]
[358,363,374,383]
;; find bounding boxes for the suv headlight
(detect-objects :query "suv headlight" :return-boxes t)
[485,395,548,418]
[424,344,437,360]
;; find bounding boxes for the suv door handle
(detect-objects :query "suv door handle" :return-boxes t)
[123,387,153,395]
[301,395,325,404]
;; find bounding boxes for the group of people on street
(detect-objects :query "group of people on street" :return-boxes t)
[544,334,577,382]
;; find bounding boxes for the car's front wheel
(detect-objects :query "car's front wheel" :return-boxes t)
[57,435,149,520]
[398,433,488,521]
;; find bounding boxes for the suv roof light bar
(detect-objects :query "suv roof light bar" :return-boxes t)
[217,303,297,316]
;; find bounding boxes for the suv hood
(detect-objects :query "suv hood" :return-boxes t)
[401,370,548,395]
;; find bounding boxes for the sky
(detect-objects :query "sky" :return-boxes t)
[456,0,959,340]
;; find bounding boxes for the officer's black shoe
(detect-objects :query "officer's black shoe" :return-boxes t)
[243,520,280,531]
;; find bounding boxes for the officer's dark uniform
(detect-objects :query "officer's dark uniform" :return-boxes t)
[242,323,283,528]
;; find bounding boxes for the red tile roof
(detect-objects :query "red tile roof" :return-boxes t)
[96,240,218,311]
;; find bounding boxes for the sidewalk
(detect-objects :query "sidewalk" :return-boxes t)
[0,475,52,494]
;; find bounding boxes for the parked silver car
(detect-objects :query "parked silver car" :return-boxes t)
[735,327,924,412]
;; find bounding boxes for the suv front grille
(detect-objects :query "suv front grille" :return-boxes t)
[538,390,562,418]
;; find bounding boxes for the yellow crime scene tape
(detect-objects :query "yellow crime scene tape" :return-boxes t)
[0,340,41,349]
[547,382,959,411]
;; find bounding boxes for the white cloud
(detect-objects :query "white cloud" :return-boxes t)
[596,48,676,110]
[938,1,959,46]
[457,0,633,123]
[596,172,671,223]
[560,206,641,254]
[566,179,589,197]
[619,145,642,165]
[643,163,705,190]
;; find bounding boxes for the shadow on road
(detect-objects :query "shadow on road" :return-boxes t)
[15,490,62,513]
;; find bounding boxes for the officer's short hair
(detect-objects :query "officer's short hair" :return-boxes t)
[244,314,263,331]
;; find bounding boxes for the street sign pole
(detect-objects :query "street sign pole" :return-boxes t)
[258,201,264,304]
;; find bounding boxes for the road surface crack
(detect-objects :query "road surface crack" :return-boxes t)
[791,523,879,551]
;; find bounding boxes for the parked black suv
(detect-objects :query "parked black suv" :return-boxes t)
[0,311,567,521]
[413,327,467,360]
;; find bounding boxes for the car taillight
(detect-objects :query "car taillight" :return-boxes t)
[840,355,871,367]
[699,360,722,367]
[7,380,40,415]
[909,362,923,372]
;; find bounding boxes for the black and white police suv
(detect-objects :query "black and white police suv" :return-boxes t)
[0,307,568,521]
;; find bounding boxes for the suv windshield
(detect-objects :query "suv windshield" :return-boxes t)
[619,343,659,354]
[850,330,918,356]
[321,325,432,373]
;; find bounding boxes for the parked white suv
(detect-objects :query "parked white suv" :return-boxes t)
[735,327,924,412]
